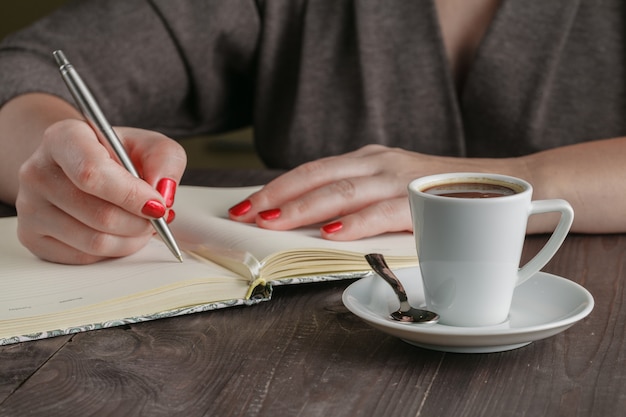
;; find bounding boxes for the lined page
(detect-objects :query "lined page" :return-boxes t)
[0,219,246,321]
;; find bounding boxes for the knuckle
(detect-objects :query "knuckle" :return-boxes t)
[294,159,327,177]
[347,211,371,237]
[42,119,84,150]
[376,199,398,221]
[91,204,120,231]
[361,143,385,153]
[289,195,313,216]
[328,179,358,200]
[87,230,112,255]
[169,141,188,165]
[17,159,39,184]
[377,148,402,164]
[352,212,369,230]
[14,194,37,218]
[73,158,103,190]
[18,149,51,187]
[41,120,66,144]
[118,181,142,210]
[351,200,397,231]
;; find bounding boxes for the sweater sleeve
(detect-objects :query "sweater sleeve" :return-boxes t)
[0,0,259,138]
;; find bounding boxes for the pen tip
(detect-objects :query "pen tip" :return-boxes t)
[176,254,184,263]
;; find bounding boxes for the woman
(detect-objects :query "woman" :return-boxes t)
[0,0,624,264]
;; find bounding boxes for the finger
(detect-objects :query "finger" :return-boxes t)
[25,182,154,238]
[44,121,170,218]
[123,128,187,208]
[17,203,154,264]
[26,164,155,237]
[19,136,156,237]
[253,174,409,231]
[229,146,387,222]
[319,197,413,241]
[21,234,106,265]
[120,127,187,187]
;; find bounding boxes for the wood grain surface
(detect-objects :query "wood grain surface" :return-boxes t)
[1,169,624,416]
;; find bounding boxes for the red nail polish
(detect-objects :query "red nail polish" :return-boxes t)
[259,208,281,221]
[156,178,177,208]
[142,200,166,218]
[322,221,343,234]
[229,200,252,216]
[166,209,176,224]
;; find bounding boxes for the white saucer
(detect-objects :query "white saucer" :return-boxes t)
[342,268,594,353]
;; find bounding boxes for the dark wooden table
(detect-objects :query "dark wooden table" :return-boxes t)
[1,169,624,417]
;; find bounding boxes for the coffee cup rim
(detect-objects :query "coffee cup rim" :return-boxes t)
[408,172,531,199]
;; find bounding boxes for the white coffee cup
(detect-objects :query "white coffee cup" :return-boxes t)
[408,173,574,327]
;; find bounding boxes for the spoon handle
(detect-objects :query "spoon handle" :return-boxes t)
[365,253,409,304]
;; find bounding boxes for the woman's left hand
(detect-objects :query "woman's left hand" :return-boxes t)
[227,144,513,240]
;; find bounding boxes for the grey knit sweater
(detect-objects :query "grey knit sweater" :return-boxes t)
[0,0,624,169]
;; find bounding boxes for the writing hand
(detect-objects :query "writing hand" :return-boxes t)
[16,119,186,264]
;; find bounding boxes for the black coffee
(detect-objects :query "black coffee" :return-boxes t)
[423,182,517,198]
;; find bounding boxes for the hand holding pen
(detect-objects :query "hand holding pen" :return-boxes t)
[52,50,183,262]
[11,52,187,264]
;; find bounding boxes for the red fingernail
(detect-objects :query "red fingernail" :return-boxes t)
[322,221,343,234]
[229,200,252,216]
[142,200,166,218]
[166,209,176,224]
[156,178,177,208]
[259,208,281,221]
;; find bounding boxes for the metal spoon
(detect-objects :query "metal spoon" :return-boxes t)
[365,253,439,324]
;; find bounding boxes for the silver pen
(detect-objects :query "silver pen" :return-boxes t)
[53,50,183,263]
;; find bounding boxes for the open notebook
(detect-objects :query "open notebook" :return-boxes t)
[0,186,418,345]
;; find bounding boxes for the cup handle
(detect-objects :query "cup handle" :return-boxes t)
[517,199,574,285]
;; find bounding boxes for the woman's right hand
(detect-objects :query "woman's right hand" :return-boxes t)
[15,118,187,265]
